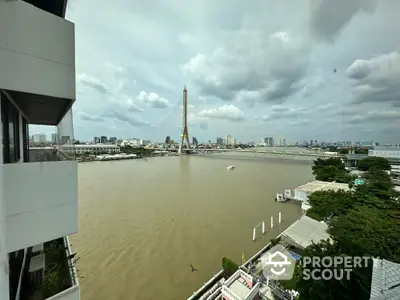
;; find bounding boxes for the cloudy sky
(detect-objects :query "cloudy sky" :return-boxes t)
[33,0,400,144]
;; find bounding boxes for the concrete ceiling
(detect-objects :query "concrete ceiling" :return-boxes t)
[23,0,67,18]
[6,90,72,126]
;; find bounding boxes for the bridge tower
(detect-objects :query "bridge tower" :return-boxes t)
[178,86,190,154]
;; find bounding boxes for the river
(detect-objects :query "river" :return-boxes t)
[70,153,314,299]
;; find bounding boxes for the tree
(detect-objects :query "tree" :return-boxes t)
[222,257,238,278]
[312,158,351,183]
[295,163,400,300]
[297,240,372,300]
[165,136,171,144]
[357,157,391,171]
[329,206,400,261]
[307,190,355,221]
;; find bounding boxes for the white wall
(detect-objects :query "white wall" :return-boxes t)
[0,1,75,100]
[4,161,78,252]
[47,286,80,300]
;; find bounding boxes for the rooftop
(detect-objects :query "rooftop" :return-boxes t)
[280,215,331,249]
[372,146,400,151]
[370,258,400,300]
[295,180,350,194]
[228,279,251,299]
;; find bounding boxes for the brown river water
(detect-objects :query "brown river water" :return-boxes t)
[70,153,314,300]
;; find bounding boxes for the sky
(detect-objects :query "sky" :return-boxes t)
[32,0,400,144]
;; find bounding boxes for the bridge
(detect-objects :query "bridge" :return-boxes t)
[192,148,345,158]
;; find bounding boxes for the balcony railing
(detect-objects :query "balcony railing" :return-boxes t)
[28,147,75,162]
[20,237,80,300]
[16,237,80,300]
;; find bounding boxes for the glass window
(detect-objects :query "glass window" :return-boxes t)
[1,93,21,163]
[22,117,29,162]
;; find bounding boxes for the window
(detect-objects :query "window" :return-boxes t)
[1,93,21,163]
[22,117,29,162]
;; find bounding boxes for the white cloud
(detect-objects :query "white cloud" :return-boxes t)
[197,104,245,121]
[137,91,170,108]
[77,73,109,94]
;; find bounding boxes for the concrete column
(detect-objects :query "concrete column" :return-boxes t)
[0,92,10,300]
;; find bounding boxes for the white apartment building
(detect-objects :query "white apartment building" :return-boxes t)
[0,1,79,300]
[221,270,260,300]
[140,139,151,146]
[32,133,47,143]
[227,135,236,146]
[121,138,141,147]
[74,144,120,154]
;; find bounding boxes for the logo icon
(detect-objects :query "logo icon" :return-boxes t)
[261,244,296,280]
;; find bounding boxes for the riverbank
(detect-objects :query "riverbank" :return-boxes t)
[77,152,180,162]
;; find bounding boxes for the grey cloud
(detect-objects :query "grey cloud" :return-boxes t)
[77,73,109,94]
[345,110,400,124]
[309,0,377,41]
[199,123,208,130]
[78,111,104,122]
[262,106,308,122]
[110,95,144,112]
[109,111,150,127]
[182,31,310,105]
[347,50,400,107]
[289,119,311,127]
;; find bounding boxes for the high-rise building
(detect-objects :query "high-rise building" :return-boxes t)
[32,133,47,143]
[192,137,198,147]
[227,135,236,146]
[109,137,117,144]
[51,133,58,144]
[0,1,79,299]
[140,139,151,146]
[217,137,224,146]
[93,136,100,144]
[100,136,107,144]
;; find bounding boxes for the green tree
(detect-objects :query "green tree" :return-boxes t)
[297,240,372,300]
[357,157,391,171]
[295,163,399,300]
[307,190,355,221]
[312,158,351,183]
[329,206,400,261]
[222,257,238,278]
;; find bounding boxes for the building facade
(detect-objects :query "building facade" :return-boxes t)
[32,134,47,143]
[227,135,236,146]
[74,144,120,154]
[0,1,79,299]
[369,146,400,165]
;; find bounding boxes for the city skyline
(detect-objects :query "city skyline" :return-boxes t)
[30,0,399,143]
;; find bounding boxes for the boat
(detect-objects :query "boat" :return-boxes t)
[227,165,235,170]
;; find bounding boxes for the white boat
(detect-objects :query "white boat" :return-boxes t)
[227,165,236,170]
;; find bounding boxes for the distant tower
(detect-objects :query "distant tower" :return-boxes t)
[178,86,190,154]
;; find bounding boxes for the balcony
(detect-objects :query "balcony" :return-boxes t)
[0,0,75,102]
[4,155,77,252]
[20,236,80,300]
